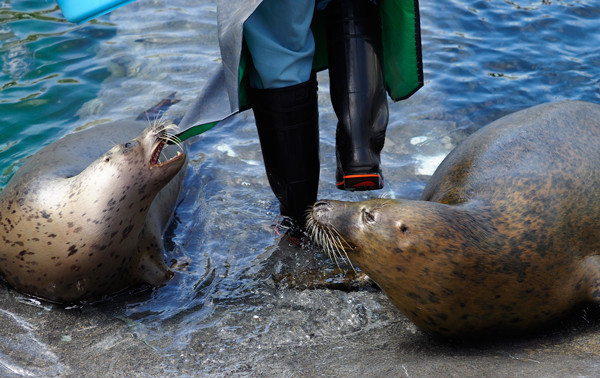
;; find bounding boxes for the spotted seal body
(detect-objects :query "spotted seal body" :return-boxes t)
[309,101,600,337]
[0,118,187,303]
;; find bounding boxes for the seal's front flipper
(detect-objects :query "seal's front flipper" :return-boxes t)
[135,228,174,286]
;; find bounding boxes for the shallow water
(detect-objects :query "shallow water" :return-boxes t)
[2,0,600,375]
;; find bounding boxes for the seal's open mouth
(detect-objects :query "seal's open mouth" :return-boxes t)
[150,138,184,167]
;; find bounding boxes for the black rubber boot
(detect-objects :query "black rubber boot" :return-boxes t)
[326,0,389,191]
[250,72,320,230]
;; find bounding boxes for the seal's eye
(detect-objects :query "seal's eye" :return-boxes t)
[123,141,138,152]
[398,223,409,235]
[362,208,376,224]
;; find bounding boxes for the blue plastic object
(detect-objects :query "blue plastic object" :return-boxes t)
[56,0,137,24]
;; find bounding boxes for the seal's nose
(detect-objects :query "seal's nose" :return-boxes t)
[312,200,333,218]
[313,200,332,210]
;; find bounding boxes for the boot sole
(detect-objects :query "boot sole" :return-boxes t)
[336,173,384,191]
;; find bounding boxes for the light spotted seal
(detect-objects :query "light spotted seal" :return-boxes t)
[0,117,187,303]
[308,101,600,337]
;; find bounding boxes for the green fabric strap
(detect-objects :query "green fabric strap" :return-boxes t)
[175,121,218,142]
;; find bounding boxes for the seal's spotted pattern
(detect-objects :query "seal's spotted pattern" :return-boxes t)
[0,119,186,303]
[308,101,600,337]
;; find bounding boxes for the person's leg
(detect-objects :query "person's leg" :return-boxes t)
[244,0,316,89]
[326,0,389,191]
[244,0,319,230]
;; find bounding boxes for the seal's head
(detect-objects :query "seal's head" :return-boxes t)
[0,120,186,303]
[307,198,441,273]
[84,121,185,189]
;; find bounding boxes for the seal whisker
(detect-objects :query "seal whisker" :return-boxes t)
[151,120,184,152]
[165,135,184,152]
[162,123,180,133]
[378,191,395,200]
[329,228,356,271]
[306,213,355,271]
[146,111,166,132]
[150,112,166,129]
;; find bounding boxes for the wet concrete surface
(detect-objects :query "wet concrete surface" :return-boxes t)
[1,239,600,376]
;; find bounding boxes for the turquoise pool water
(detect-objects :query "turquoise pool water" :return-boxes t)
[2,0,600,375]
[0,1,115,185]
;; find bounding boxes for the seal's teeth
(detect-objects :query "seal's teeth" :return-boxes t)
[150,140,166,165]
[151,142,185,167]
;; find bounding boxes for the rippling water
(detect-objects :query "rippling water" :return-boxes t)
[2,0,600,375]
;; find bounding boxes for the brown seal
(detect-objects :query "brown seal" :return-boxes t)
[308,101,600,337]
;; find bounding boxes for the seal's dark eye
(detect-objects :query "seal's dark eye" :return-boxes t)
[362,209,376,224]
[124,142,132,148]
[399,224,409,235]
[104,157,110,163]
